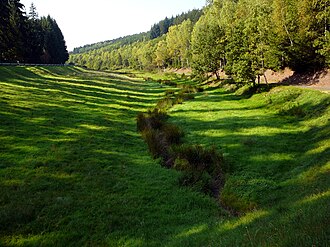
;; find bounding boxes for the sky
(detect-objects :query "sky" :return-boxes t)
[20,0,206,51]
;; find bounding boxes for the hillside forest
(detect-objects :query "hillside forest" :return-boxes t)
[69,0,330,83]
[0,0,68,64]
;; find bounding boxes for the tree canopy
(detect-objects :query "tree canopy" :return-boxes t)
[69,0,329,82]
[0,0,68,64]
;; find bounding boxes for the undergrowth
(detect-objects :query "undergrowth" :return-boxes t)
[137,80,224,196]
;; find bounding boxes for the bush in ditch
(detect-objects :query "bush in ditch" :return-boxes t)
[174,145,223,176]
[136,109,168,132]
[173,145,224,194]
[161,123,184,145]
[156,97,175,112]
[141,129,168,159]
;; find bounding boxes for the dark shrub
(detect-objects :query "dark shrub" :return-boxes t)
[161,123,184,145]
[156,97,174,111]
[136,109,168,132]
[173,145,224,195]
[165,90,176,96]
[141,129,167,159]
[174,145,223,176]
[178,169,212,195]
[163,80,177,87]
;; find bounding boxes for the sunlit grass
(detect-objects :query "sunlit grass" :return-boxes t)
[0,66,329,246]
[168,85,330,245]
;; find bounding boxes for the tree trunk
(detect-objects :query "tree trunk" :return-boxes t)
[215,70,220,80]
[263,73,269,85]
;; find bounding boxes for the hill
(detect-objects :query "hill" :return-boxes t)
[71,9,203,55]
[0,66,329,245]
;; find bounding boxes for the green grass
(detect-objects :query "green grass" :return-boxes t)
[0,66,220,246]
[0,66,329,246]
[169,86,330,245]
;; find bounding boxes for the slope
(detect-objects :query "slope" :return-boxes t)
[0,67,329,246]
[0,67,220,246]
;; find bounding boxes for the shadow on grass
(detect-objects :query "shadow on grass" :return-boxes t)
[0,67,328,246]
[0,66,221,246]
[165,88,329,245]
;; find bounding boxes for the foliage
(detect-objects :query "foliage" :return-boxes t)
[174,144,224,195]
[0,1,68,64]
[191,8,226,79]
[70,0,329,84]
[150,9,203,39]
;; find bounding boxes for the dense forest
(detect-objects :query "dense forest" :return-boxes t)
[69,0,329,83]
[0,0,68,64]
[71,9,203,54]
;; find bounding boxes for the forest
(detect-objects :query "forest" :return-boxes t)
[0,0,68,64]
[71,9,203,55]
[69,0,330,83]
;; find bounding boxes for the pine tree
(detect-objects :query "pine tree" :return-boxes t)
[29,2,38,20]
[40,15,68,64]
[25,3,43,63]
[0,1,11,61]
[1,0,27,62]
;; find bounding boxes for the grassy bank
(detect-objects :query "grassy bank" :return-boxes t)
[0,66,329,246]
[0,67,220,246]
[168,85,330,245]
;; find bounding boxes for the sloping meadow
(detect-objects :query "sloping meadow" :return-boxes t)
[0,66,329,246]
[168,85,330,245]
[0,67,220,245]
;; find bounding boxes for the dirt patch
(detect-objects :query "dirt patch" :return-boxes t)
[261,68,330,91]
[262,68,294,83]
[166,68,192,75]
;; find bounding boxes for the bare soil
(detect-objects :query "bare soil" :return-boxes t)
[262,68,330,92]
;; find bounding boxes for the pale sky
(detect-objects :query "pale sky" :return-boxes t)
[20,0,206,51]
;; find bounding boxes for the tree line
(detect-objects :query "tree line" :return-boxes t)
[0,0,68,64]
[70,0,329,83]
[71,9,203,55]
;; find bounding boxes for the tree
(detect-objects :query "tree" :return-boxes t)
[40,16,69,64]
[191,8,226,79]
[28,2,38,20]
[0,1,11,61]
[272,0,327,71]
[166,20,193,67]
[25,3,44,63]
[2,0,27,62]
[155,40,169,69]
[219,0,278,84]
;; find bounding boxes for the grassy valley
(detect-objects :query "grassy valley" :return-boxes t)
[0,66,329,246]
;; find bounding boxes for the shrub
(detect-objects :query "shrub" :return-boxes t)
[235,84,254,96]
[162,80,177,87]
[178,169,213,195]
[136,109,168,132]
[173,145,224,195]
[156,97,175,111]
[175,92,194,104]
[165,90,176,97]
[174,145,223,176]
[141,129,168,160]
[161,123,184,145]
